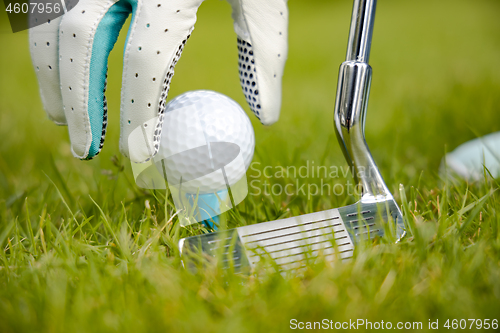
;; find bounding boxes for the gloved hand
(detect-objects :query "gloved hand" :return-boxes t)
[29,0,288,162]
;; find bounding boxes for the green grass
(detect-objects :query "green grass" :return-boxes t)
[1,0,500,332]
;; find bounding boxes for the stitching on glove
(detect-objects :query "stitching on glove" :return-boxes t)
[99,70,109,154]
[237,38,261,121]
[150,28,194,161]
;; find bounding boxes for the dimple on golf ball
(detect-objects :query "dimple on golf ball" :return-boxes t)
[155,90,255,194]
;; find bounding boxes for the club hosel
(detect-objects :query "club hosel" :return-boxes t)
[334,61,391,200]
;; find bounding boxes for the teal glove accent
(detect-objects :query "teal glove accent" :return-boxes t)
[87,0,137,157]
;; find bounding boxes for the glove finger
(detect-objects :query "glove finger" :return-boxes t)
[121,0,203,163]
[29,15,65,124]
[59,0,130,159]
[228,0,288,125]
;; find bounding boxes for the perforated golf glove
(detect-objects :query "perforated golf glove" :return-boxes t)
[29,0,288,162]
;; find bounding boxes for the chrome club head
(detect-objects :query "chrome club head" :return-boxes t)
[179,0,405,272]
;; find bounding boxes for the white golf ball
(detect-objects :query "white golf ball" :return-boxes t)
[155,90,255,194]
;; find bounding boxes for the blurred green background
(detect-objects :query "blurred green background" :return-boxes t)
[1,0,499,332]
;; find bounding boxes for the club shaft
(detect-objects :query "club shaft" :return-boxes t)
[346,0,376,63]
[334,0,392,199]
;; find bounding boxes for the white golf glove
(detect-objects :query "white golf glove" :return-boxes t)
[29,0,288,162]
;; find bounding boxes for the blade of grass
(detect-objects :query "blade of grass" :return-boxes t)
[89,195,123,257]
[24,198,38,257]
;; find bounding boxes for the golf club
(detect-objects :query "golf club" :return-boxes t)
[178,0,405,272]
